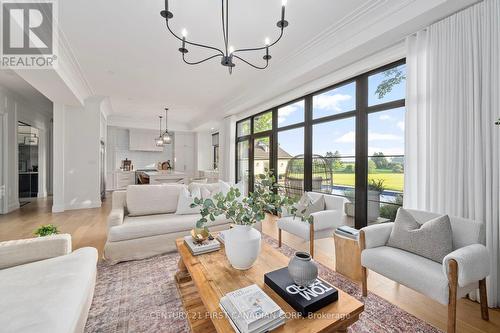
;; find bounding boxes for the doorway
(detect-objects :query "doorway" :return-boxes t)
[18,122,39,205]
[0,113,7,214]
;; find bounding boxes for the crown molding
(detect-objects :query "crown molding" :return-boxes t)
[13,4,95,106]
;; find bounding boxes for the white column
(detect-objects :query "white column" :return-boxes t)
[52,103,65,212]
[37,128,47,198]
[220,115,236,183]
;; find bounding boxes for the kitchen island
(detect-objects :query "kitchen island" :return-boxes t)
[136,170,187,184]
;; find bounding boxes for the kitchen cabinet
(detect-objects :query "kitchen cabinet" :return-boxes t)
[174,132,195,177]
[114,171,135,189]
[129,129,163,152]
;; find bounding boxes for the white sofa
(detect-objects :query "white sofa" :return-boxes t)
[359,209,490,333]
[104,183,236,264]
[277,192,348,257]
[0,234,98,333]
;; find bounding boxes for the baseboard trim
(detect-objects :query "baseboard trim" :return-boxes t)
[38,192,48,198]
[52,200,102,213]
[8,202,20,213]
[65,200,102,211]
[52,204,65,213]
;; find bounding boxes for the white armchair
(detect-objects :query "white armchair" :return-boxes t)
[359,209,490,333]
[277,192,347,257]
[0,234,98,333]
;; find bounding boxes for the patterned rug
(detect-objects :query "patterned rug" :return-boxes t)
[85,235,442,333]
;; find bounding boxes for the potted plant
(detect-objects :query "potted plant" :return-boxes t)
[341,180,385,221]
[191,172,296,270]
[368,179,385,221]
[343,188,355,217]
[34,224,59,237]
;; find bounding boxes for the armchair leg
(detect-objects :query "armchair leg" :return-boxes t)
[359,230,367,297]
[479,278,489,321]
[278,229,282,248]
[309,222,314,258]
[447,259,458,333]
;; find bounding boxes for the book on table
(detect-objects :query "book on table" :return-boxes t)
[335,226,359,240]
[183,236,220,255]
[216,230,228,244]
[219,284,285,333]
[264,267,338,317]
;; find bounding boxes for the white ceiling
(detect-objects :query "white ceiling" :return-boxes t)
[57,0,479,130]
[0,70,53,114]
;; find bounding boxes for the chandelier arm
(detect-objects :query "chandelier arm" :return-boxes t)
[233,55,269,70]
[221,0,228,53]
[166,19,224,55]
[226,0,229,50]
[182,53,223,65]
[233,28,284,54]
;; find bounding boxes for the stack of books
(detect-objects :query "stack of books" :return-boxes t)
[216,230,229,244]
[183,236,220,255]
[335,225,359,240]
[264,268,338,317]
[219,284,285,333]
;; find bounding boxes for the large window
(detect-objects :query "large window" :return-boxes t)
[277,127,304,199]
[235,60,406,228]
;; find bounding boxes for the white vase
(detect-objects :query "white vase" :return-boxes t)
[224,225,261,270]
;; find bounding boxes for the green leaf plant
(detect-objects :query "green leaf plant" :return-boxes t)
[34,224,59,237]
[190,172,300,229]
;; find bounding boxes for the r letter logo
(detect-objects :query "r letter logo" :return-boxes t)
[1,0,58,68]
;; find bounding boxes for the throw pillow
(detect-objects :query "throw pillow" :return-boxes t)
[387,208,453,263]
[176,187,201,215]
[201,187,216,200]
[219,180,231,196]
[295,193,325,219]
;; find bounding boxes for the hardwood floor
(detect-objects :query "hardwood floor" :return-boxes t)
[0,196,499,333]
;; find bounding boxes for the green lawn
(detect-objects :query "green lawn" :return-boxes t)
[334,173,404,192]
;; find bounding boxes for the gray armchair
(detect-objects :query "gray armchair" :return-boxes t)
[359,209,490,333]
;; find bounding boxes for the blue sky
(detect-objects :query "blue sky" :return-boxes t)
[277,65,406,158]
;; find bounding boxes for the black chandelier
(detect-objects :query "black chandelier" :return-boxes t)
[160,0,289,74]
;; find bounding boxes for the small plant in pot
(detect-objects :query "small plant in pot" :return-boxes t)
[191,172,296,270]
[34,224,59,237]
[368,179,385,221]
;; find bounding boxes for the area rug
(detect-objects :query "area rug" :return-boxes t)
[85,235,442,333]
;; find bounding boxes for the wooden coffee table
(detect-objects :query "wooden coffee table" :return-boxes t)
[175,237,364,333]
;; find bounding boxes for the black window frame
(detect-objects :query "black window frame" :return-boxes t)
[235,59,406,228]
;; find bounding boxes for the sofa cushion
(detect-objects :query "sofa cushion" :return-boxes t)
[361,246,476,305]
[108,213,231,242]
[126,184,186,217]
[188,183,221,196]
[387,208,453,263]
[0,247,97,333]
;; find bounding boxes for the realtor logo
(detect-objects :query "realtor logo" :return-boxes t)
[1,0,58,68]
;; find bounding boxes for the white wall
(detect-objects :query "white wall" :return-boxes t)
[52,97,107,212]
[0,85,52,214]
[196,131,213,172]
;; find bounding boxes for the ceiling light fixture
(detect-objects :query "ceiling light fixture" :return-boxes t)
[162,108,172,144]
[160,0,289,74]
[155,116,165,147]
